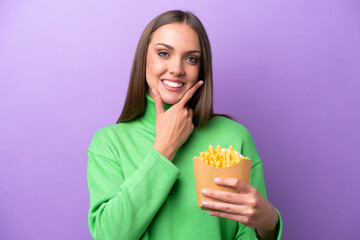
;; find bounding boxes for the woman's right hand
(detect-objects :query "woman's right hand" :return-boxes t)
[152,80,204,162]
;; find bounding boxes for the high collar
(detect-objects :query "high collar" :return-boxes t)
[140,93,173,129]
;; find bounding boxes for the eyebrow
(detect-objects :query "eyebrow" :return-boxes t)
[155,43,201,54]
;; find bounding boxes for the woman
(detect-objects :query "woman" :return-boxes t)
[87,10,282,240]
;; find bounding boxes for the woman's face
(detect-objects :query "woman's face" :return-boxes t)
[146,23,201,105]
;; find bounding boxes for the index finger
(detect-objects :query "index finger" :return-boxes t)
[176,80,204,107]
[214,177,252,193]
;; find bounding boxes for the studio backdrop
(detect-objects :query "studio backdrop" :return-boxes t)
[0,0,359,239]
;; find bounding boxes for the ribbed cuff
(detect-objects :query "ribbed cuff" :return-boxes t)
[275,208,283,240]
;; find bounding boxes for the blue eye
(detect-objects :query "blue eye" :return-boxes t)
[187,56,198,63]
[158,51,169,57]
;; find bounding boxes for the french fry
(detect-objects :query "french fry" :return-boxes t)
[208,145,214,156]
[197,145,249,168]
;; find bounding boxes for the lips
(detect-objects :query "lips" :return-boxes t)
[161,79,185,92]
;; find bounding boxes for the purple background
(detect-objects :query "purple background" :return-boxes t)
[1,0,359,239]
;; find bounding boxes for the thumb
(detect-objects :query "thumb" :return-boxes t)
[152,88,165,115]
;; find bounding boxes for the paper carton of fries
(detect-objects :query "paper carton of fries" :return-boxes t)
[193,145,252,210]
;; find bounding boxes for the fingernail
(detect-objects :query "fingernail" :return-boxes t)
[201,189,208,195]
[209,211,215,216]
[214,178,220,183]
[152,88,157,96]
[202,201,208,206]
[198,80,204,86]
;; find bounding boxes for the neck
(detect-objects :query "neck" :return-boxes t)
[140,93,173,128]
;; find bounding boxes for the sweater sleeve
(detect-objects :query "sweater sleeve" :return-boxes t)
[87,130,180,240]
[234,127,283,240]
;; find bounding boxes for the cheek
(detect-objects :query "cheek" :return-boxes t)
[187,65,201,82]
[146,54,166,77]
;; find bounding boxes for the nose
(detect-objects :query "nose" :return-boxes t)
[169,57,184,76]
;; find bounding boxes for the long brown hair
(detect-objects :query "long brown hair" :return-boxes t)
[116,10,233,128]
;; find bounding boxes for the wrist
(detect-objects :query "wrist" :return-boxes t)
[256,209,279,240]
[153,142,176,161]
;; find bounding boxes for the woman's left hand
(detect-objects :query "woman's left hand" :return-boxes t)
[201,177,279,240]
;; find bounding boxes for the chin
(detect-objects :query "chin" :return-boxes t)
[162,97,179,105]
[161,92,182,105]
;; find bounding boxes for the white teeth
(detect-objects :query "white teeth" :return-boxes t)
[162,80,184,88]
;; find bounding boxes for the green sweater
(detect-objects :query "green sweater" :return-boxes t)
[87,94,283,240]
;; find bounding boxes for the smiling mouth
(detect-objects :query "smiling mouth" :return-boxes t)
[161,80,184,88]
